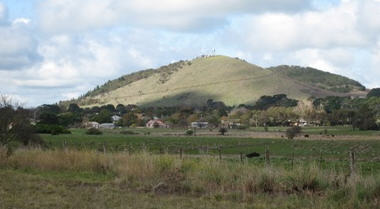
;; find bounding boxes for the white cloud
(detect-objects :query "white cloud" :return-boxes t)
[238,1,368,51]
[38,0,312,33]
[0,3,39,71]
[0,2,7,24]
[2,0,380,107]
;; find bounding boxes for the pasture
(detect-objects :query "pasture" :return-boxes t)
[40,127,380,175]
[1,126,380,208]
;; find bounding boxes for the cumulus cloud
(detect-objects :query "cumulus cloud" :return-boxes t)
[235,1,370,51]
[38,0,312,33]
[0,2,7,24]
[0,3,40,71]
[3,0,380,107]
[220,0,380,87]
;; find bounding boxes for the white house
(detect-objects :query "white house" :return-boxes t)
[99,123,115,129]
[84,121,100,129]
[112,115,122,123]
[191,122,209,129]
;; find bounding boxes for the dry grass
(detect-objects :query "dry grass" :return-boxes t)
[0,147,379,208]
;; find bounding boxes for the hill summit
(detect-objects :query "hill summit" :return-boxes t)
[74,55,367,107]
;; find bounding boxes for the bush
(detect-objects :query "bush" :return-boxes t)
[219,127,227,135]
[185,129,194,136]
[286,126,302,139]
[35,124,71,135]
[86,128,102,135]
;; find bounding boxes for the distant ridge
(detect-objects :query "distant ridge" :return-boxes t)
[70,55,367,107]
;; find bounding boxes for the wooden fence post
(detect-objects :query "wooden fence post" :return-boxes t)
[218,146,222,161]
[240,152,244,163]
[265,146,270,166]
[350,151,356,176]
[291,152,294,169]
[319,150,323,169]
[103,142,106,154]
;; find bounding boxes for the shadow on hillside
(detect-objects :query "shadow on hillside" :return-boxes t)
[140,91,220,107]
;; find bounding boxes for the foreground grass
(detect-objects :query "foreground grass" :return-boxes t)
[0,148,379,209]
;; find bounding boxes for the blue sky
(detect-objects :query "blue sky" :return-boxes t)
[0,0,379,107]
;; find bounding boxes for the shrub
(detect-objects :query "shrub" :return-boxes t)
[86,128,102,135]
[219,127,227,135]
[35,124,71,135]
[185,129,193,136]
[286,126,302,139]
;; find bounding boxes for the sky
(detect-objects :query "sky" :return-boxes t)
[0,0,379,107]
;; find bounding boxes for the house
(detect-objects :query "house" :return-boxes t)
[293,119,308,127]
[84,121,100,129]
[146,119,169,128]
[191,122,209,129]
[112,115,122,123]
[99,123,115,129]
[221,119,242,129]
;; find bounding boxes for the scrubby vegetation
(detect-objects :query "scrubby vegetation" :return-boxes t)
[85,128,102,135]
[0,148,379,209]
[269,65,366,93]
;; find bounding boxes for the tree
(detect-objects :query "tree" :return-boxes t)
[92,109,112,123]
[39,112,59,125]
[101,104,116,113]
[0,95,43,148]
[367,88,380,98]
[68,103,81,113]
[353,105,378,130]
[116,104,127,114]
[122,112,138,127]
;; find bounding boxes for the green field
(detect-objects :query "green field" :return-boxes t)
[41,128,380,175]
[248,126,380,136]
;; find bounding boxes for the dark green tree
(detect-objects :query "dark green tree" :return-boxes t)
[0,96,43,147]
[353,105,378,130]
[367,88,380,98]
[91,109,112,123]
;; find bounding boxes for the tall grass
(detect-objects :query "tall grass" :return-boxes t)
[0,147,379,208]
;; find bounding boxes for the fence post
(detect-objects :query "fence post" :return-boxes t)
[291,151,294,170]
[180,148,183,160]
[319,150,323,169]
[265,146,270,166]
[103,142,106,154]
[350,151,356,176]
[240,152,244,163]
[218,146,222,161]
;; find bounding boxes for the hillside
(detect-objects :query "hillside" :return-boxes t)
[73,55,367,107]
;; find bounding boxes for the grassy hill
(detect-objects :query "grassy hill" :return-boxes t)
[73,55,367,107]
